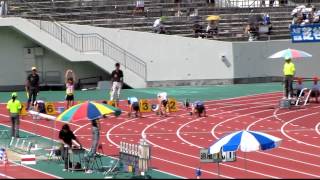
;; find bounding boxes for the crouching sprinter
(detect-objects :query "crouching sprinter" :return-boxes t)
[128,97,142,118]
[190,100,207,117]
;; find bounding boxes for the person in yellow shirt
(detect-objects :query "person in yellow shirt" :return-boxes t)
[6,92,22,137]
[283,57,296,99]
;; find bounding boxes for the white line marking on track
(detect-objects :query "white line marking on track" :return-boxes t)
[281,112,320,149]
[143,116,279,178]
[0,173,14,179]
[315,123,320,136]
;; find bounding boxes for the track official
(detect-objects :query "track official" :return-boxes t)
[283,57,295,99]
[6,92,22,137]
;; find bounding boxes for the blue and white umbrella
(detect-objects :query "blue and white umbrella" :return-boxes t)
[209,130,282,154]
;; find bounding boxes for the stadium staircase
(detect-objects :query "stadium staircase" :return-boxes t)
[0,17,147,88]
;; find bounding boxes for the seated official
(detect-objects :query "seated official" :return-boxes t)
[59,124,82,171]
[310,77,320,103]
[294,77,305,97]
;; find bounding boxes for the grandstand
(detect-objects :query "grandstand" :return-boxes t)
[2,0,320,179]
[6,0,320,41]
[0,0,320,89]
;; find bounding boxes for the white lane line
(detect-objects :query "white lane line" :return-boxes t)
[257,151,320,168]
[179,109,320,177]
[142,117,278,178]
[0,173,14,179]
[211,109,273,138]
[281,112,320,149]
[315,123,320,136]
[152,156,233,179]
[0,114,60,132]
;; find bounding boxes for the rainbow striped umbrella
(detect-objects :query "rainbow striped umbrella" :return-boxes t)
[56,101,121,122]
[268,48,312,59]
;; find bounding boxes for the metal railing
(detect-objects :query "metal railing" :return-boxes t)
[29,18,147,80]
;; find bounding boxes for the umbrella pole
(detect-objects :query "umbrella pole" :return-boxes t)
[51,120,56,149]
[244,151,248,174]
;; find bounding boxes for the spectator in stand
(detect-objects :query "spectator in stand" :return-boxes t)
[291,5,305,26]
[279,0,288,7]
[153,17,166,34]
[193,22,204,38]
[313,8,320,23]
[244,24,259,41]
[310,77,320,103]
[269,0,275,7]
[0,0,8,17]
[174,0,182,16]
[263,13,272,35]
[206,0,215,7]
[206,20,218,38]
[134,0,144,15]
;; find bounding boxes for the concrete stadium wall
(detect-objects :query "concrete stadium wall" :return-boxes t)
[64,23,235,86]
[2,19,320,89]
[0,27,109,90]
[65,23,320,86]
[232,40,320,80]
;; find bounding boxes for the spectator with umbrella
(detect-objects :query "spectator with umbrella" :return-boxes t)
[205,15,220,38]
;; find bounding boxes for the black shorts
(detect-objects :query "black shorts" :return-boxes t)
[196,105,205,113]
[132,102,140,111]
[66,94,74,101]
[161,100,168,107]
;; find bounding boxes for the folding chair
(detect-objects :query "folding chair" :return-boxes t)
[295,88,311,106]
[103,158,120,179]
[85,144,104,172]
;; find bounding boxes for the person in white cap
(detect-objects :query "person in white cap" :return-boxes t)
[25,67,40,110]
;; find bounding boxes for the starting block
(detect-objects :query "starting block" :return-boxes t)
[279,99,293,109]
[45,102,57,115]
[139,99,151,112]
[167,98,178,112]
[108,100,116,107]
[19,103,28,116]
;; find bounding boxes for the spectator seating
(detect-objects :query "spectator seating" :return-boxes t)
[6,0,320,41]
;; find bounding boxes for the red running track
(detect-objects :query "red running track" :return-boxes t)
[0,162,60,179]
[1,91,320,179]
